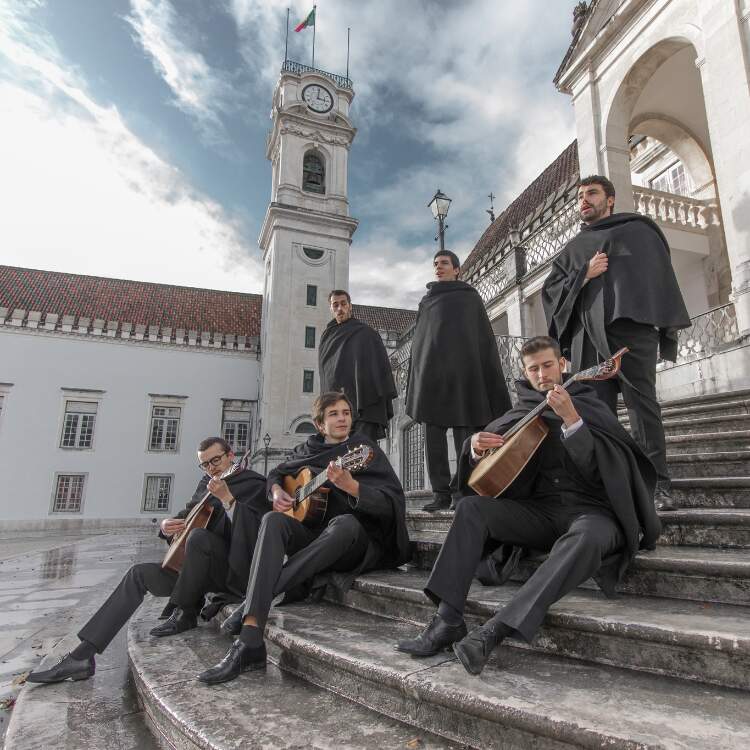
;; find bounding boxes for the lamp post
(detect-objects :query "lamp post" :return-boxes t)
[263,433,271,476]
[428,189,452,252]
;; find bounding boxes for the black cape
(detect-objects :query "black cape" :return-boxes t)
[318,316,397,437]
[167,469,270,595]
[542,213,690,363]
[406,280,511,427]
[457,377,660,594]
[269,432,410,590]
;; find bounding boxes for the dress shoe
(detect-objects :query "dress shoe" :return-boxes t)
[27,653,95,684]
[149,608,197,637]
[158,602,177,620]
[197,640,266,684]
[395,614,467,657]
[220,603,245,636]
[453,624,504,676]
[421,494,452,512]
[654,484,677,512]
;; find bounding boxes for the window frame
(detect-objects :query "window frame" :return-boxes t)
[302,369,315,394]
[304,326,316,349]
[221,399,253,456]
[60,399,98,450]
[51,472,87,514]
[306,284,318,307]
[147,396,185,453]
[142,474,174,514]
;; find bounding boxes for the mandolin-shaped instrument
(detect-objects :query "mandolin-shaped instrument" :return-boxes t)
[281,444,374,527]
[468,348,628,498]
[162,450,252,573]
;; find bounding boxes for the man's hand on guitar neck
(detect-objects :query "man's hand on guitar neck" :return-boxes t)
[546,384,582,428]
[160,518,185,537]
[271,484,295,513]
[327,462,359,497]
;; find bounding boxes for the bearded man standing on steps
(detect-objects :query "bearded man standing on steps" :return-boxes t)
[396,336,660,676]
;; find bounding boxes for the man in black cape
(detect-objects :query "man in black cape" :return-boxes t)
[319,289,397,441]
[28,437,268,684]
[542,175,690,510]
[198,391,409,684]
[397,336,660,676]
[406,249,511,511]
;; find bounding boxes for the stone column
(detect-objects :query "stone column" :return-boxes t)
[698,1,750,335]
[504,291,524,336]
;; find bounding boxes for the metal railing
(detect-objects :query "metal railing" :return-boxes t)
[496,335,529,400]
[662,302,739,368]
[281,60,353,90]
[523,198,580,275]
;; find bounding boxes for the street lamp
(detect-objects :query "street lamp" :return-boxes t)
[263,433,271,476]
[428,189,452,252]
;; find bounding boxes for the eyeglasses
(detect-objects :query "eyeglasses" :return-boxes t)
[198,452,227,471]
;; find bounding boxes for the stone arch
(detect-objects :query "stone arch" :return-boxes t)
[302,148,327,194]
[288,414,317,434]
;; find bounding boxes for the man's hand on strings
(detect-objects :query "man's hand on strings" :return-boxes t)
[585,250,608,280]
[471,431,504,456]
[161,518,185,537]
[207,477,233,505]
[271,483,295,513]
[546,385,581,427]
[327,461,359,497]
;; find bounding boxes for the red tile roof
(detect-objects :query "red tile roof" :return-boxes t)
[0,265,263,337]
[462,140,579,277]
[353,303,416,335]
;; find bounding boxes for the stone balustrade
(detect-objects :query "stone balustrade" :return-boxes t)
[633,187,720,230]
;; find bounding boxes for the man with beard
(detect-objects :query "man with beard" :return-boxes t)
[27,437,268,684]
[396,336,660,676]
[406,250,511,512]
[318,289,397,442]
[542,175,690,510]
[197,391,409,684]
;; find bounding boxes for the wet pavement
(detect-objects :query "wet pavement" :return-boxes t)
[0,529,163,748]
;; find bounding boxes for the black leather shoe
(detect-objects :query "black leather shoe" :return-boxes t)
[422,494,452,512]
[197,640,266,684]
[453,624,503,676]
[654,484,677,512]
[150,609,197,637]
[220,603,245,636]
[27,653,95,684]
[395,614,467,657]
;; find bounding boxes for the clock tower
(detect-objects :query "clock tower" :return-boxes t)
[256,61,358,458]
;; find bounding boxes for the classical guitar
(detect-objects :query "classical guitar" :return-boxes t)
[162,450,252,573]
[281,444,374,527]
[468,348,628,498]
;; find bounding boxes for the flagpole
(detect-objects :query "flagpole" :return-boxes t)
[284,8,289,62]
[346,27,350,80]
[311,4,316,68]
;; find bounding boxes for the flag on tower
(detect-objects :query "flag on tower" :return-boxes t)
[294,7,315,32]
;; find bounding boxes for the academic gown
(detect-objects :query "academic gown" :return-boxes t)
[542,213,691,364]
[406,280,511,427]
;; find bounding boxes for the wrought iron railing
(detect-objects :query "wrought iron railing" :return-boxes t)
[496,335,529,400]
[523,198,580,275]
[281,60,353,90]
[390,324,414,396]
[661,302,739,368]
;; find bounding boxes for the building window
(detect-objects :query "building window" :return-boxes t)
[302,152,325,194]
[53,474,85,513]
[295,421,316,434]
[149,406,181,451]
[402,422,425,492]
[60,400,97,449]
[303,247,325,260]
[305,326,316,348]
[650,161,693,197]
[143,475,172,512]
[222,400,253,455]
[306,284,318,306]
[302,370,314,393]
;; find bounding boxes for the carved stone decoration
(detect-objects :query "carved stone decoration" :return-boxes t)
[572,1,588,37]
[280,123,352,148]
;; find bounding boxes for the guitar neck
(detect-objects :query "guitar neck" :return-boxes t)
[503,377,578,439]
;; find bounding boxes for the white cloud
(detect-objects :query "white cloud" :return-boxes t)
[0,3,262,293]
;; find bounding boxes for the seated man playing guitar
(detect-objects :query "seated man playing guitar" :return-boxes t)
[198,391,409,685]
[28,437,268,684]
[396,336,661,676]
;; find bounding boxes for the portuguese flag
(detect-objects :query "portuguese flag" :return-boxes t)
[295,7,315,32]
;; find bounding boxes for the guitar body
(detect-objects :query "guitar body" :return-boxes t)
[468,417,549,497]
[162,500,215,573]
[282,467,329,527]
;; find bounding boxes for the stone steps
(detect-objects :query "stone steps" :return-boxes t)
[619,390,750,420]
[667,450,750,478]
[665,430,750,455]
[658,414,750,437]
[669,477,750,508]
[128,596,458,750]
[408,534,750,606]
[330,569,750,691]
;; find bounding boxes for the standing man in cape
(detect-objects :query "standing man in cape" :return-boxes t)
[319,289,397,442]
[396,336,660,676]
[197,391,409,684]
[27,437,269,684]
[542,175,691,510]
[406,250,511,512]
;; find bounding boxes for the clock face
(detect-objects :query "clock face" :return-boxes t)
[302,84,333,114]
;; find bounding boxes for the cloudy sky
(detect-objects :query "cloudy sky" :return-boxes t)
[1,0,576,308]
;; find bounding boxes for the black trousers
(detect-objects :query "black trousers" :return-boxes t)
[353,420,384,442]
[425,424,478,497]
[579,318,668,484]
[242,513,370,630]
[78,528,230,653]
[425,495,624,642]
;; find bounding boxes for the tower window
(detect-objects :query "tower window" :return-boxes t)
[306,284,318,306]
[302,152,325,194]
[305,326,316,348]
[302,370,314,393]
[303,247,324,260]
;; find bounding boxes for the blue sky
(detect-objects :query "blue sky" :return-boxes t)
[1,0,576,308]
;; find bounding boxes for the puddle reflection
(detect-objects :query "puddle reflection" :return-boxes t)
[39,547,77,580]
